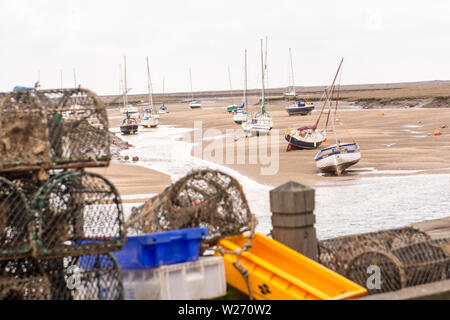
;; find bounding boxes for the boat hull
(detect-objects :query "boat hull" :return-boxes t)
[285,133,324,150]
[286,105,315,116]
[120,124,139,135]
[315,145,361,175]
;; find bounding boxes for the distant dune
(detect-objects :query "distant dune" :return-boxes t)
[101,80,450,109]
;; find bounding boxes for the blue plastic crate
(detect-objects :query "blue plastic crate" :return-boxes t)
[112,228,208,269]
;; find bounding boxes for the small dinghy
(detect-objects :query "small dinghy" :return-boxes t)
[315,142,360,176]
[188,69,201,109]
[159,103,168,114]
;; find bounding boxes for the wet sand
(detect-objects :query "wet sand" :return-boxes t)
[107,96,450,189]
[87,162,171,200]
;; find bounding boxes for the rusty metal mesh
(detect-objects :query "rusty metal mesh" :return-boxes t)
[0,253,124,300]
[318,228,450,295]
[0,176,32,260]
[30,170,126,258]
[126,169,255,246]
[0,88,110,173]
[318,227,431,274]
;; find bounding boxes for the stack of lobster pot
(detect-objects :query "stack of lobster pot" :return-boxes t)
[0,88,126,300]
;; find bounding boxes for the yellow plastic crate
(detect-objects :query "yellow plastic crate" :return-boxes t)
[216,233,367,300]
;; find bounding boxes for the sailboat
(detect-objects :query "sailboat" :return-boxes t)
[159,77,169,114]
[242,39,273,136]
[227,66,244,113]
[285,48,315,116]
[141,57,159,128]
[188,69,202,109]
[284,58,344,151]
[233,50,250,125]
[120,56,139,135]
[315,62,361,175]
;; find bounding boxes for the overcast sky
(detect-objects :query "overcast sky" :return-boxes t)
[0,0,449,95]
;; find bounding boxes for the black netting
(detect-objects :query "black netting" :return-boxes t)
[0,253,124,300]
[0,176,31,260]
[31,170,125,258]
[126,169,254,246]
[0,88,109,173]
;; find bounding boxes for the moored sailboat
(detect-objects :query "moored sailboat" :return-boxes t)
[285,48,315,116]
[140,56,159,128]
[314,61,361,175]
[233,50,249,124]
[242,39,273,136]
[285,58,344,151]
[120,56,139,135]
[188,69,202,109]
[159,77,169,114]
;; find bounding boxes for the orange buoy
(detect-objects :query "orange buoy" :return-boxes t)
[193,199,201,206]
[434,130,441,136]
[323,138,327,143]
[381,112,385,116]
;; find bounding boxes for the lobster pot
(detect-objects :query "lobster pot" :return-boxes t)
[0,176,32,260]
[0,253,124,300]
[31,170,126,258]
[0,91,50,172]
[37,88,110,168]
[318,227,431,275]
[126,169,254,246]
[346,241,450,295]
[0,88,110,174]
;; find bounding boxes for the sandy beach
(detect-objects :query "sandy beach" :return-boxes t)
[105,95,450,194]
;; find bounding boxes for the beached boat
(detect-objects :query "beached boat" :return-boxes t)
[141,109,159,128]
[159,103,168,114]
[315,142,361,175]
[285,48,315,116]
[159,77,169,114]
[233,109,248,124]
[188,69,201,109]
[285,58,344,151]
[226,66,243,113]
[120,113,139,135]
[243,39,273,136]
[120,56,139,135]
[141,57,159,128]
[315,61,360,175]
[285,126,326,150]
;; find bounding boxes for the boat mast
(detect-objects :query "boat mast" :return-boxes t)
[289,48,295,96]
[265,36,269,90]
[124,56,129,107]
[189,68,194,101]
[73,68,77,87]
[119,64,125,109]
[261,39,266,114]
[228,66,234,105]
[162,76,165,105]
[244,49,248,112]
[146,56,154,110]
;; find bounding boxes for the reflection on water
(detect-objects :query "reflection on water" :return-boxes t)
[113,126,450,240]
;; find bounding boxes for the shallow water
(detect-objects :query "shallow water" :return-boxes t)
[113,126,450,240]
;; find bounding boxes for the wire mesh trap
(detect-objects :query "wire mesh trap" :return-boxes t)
[0,176,32,260]
[0,88,110,173]
[346,241,450,294]
[0,253,124,300]
[126,169,255,246]
[318,227,431,275]
[31,170,126,258]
